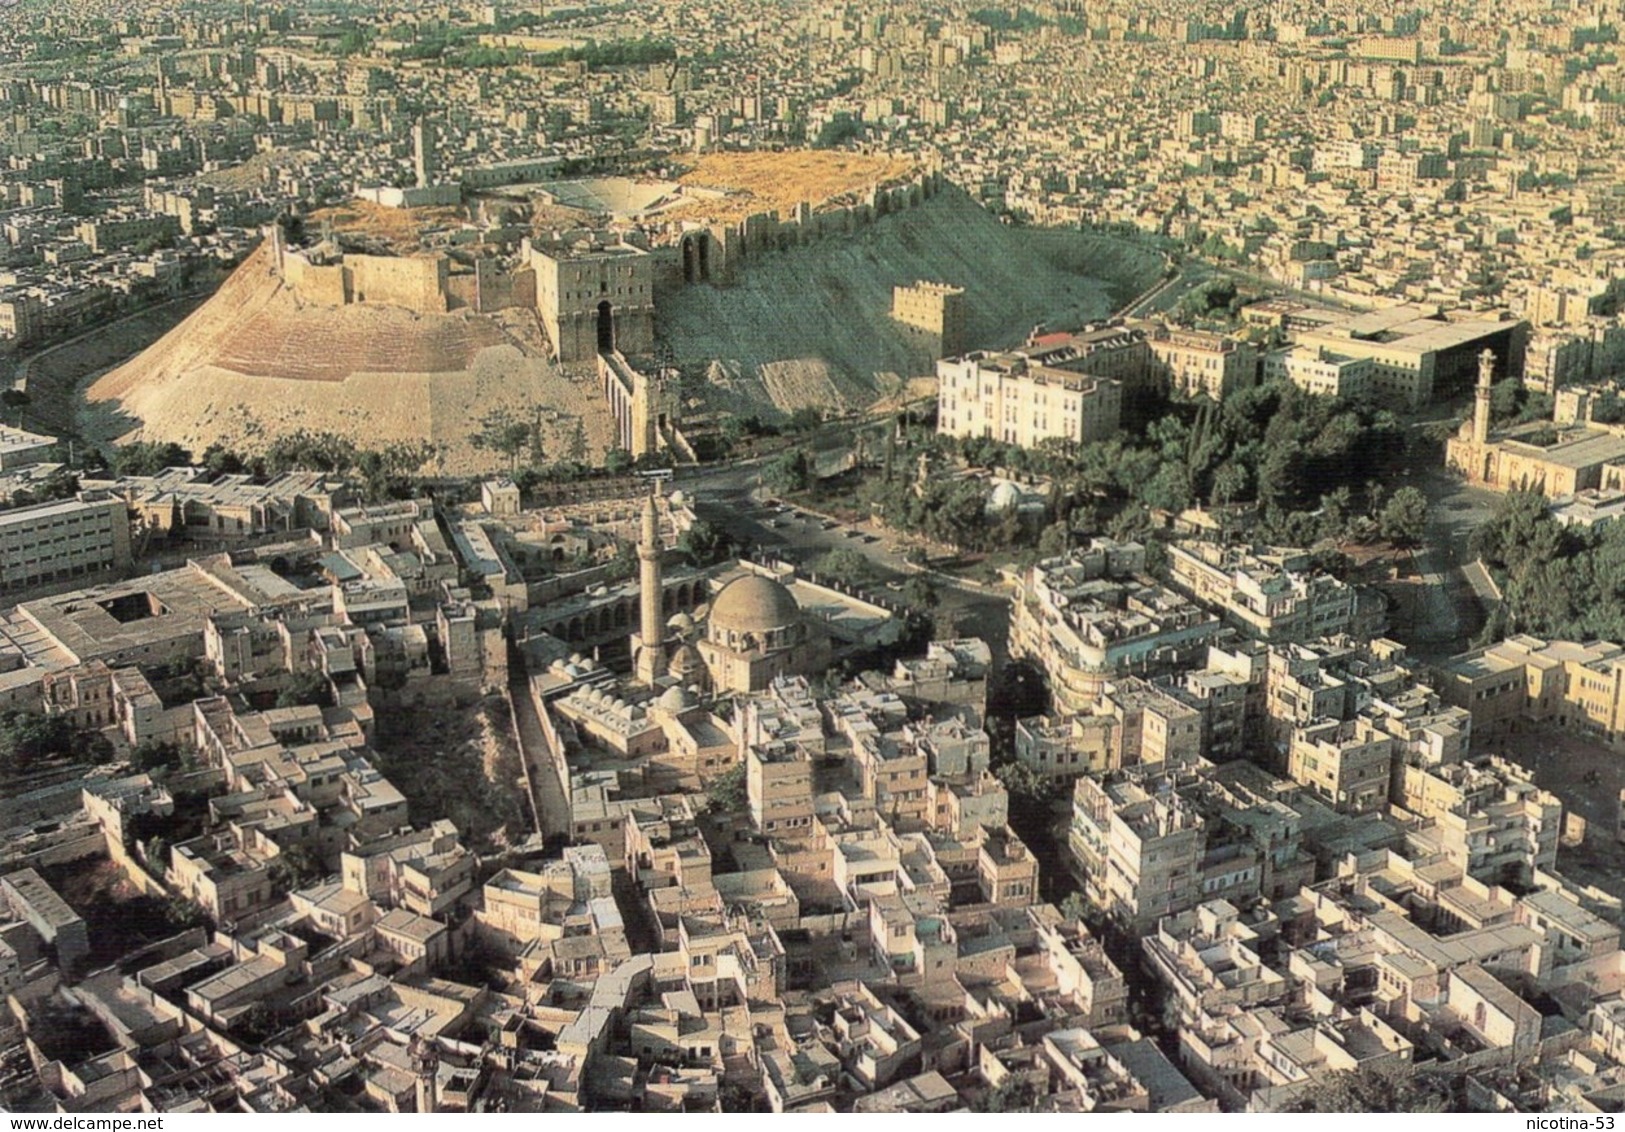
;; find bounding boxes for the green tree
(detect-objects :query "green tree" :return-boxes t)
[1210,460,1249,506]
[706,763,747,814]
[164,890,206,928]
[1037,521,1072,558]
[761,448,813,496]
[143,835,170,876]
[1,388,29,427]
[678,518,738,567]
[1379,485,1429,546]
[566,419,589,464]
[897,576,939,611]
[276,669,331,709]
[335,28,369,55]
[994,758,1049,829]
[0,711,80,776]
[814,113,861,149]
[473,410,536,471]
[111,441,193,477]
[1058,892,1090,925]
[813,546,874,586]
[200,443,248,477]
[785,406,823,433]
[266,843,324,895]
[131,739,182,773]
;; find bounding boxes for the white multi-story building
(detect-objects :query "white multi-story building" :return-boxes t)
[937,339,1125,448]
[1166,542,1379,643]
[1149,328,1256,400]
[1263,345,1374,399]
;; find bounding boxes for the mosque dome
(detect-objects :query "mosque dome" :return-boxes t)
[987,480,1023,514]
[657,685,696,713]
[668,643,703,680]
[708,575,802,636]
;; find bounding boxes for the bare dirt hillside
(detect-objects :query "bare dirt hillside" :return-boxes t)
[87,245,612,474]
[654,186,1165,418]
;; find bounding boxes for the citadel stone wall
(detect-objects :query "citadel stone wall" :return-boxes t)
[346,253,449,313]
[280,251,350,306]
[529,242,657,363]
[268,168,945,366]
[667,169,945,288]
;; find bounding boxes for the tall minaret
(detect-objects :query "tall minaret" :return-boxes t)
[411,1036,438,1114]
[634,485,666,686]
[412,119,436,189]
[1473,348,1495,446]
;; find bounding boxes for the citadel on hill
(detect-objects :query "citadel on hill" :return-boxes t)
[91,162,1152,472]
[10,0,1625,1116]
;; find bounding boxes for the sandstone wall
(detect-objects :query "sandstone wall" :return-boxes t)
[347,253,450,313]
[282,253,350,305]
[446,273,478,311]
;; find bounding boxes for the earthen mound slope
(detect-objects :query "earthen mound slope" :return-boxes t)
[655,186,1165,418]
[88,245,611,474]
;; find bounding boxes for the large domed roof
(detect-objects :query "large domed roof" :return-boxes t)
[708,575,802,635]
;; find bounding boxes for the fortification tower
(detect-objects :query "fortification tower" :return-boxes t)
[634,486,666,686]
[1474,348,1495,446]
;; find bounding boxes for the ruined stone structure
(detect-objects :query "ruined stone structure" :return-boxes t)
[269,225,518,316]
[668,169,945,290]
[599,351,680,460]
[277,247,450,311]
[891,280,967,359]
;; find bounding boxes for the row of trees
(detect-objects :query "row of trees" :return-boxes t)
[107,433,436,502]
[777,381,1428,559]
[100,427,676,516]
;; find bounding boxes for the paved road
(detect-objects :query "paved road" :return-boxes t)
[9,288,211,441]
[1402,465,1501,660]
[1124,263,1213,317]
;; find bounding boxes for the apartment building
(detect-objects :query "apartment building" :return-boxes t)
[1394,755,1561,885]
[1166,541,1379,643]
[1263,344,1373,398]
[1011,541,1223,712]
[1286,717,1395,814]
[937,341,1123,448]
[0,494,132,592]
[1148,327,1256,400]
[1070,770,1206,932]
[1442,634,1625,749]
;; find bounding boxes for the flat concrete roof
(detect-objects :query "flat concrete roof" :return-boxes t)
[15,562,257,665]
